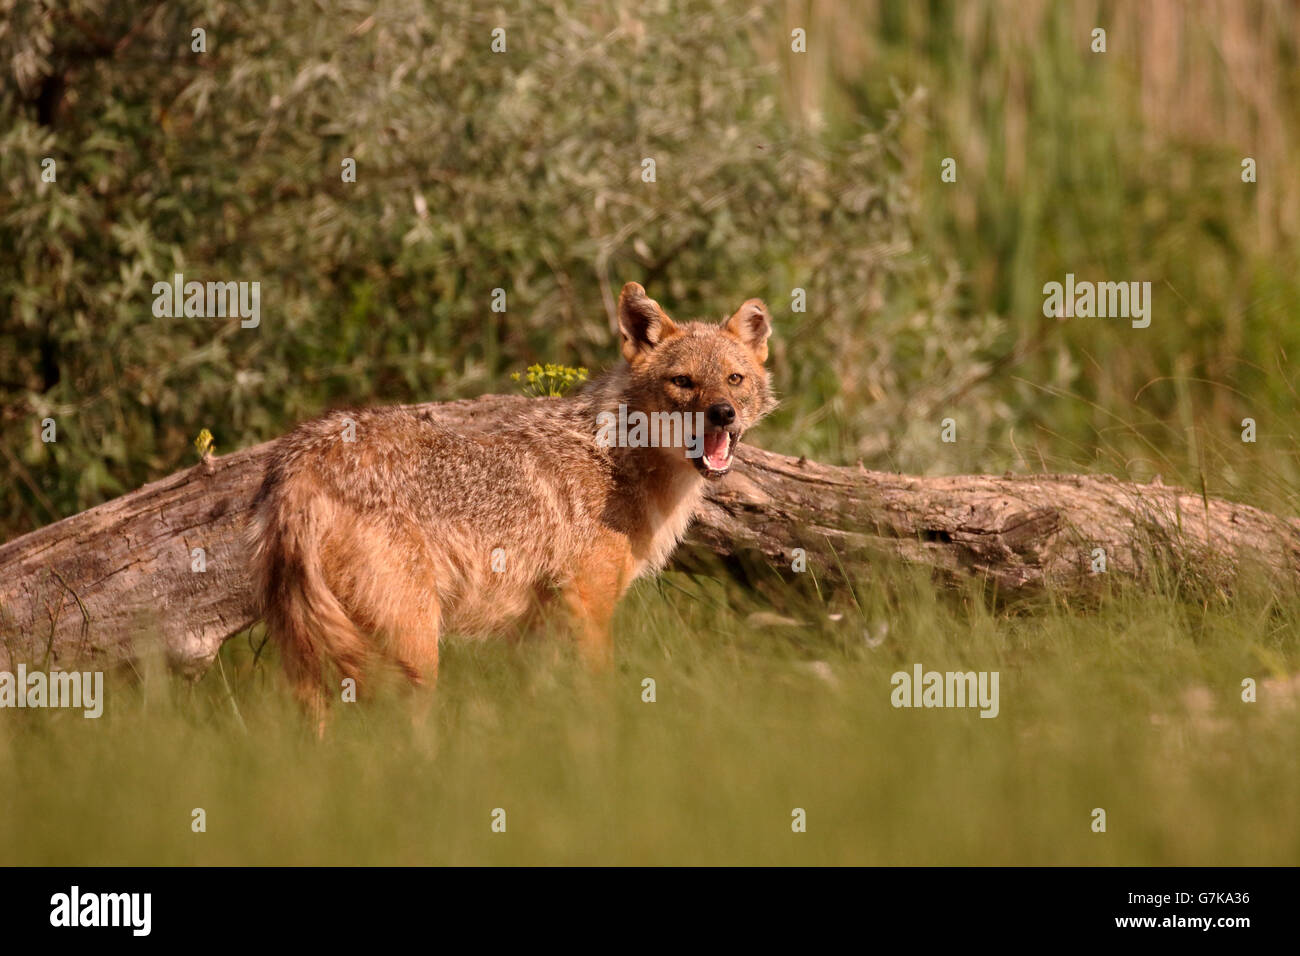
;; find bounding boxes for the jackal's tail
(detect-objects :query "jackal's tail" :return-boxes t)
[249,460,370,713]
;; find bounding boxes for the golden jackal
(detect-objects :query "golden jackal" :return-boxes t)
[251,282,774,714]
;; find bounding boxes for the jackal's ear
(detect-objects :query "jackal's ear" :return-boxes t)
[723,298,772,364]
[618,282,678,362]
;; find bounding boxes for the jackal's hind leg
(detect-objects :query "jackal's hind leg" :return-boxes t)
[378,585,442,691]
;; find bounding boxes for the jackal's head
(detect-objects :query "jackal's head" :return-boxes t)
[616,281,775,480]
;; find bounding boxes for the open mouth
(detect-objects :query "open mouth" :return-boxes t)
[693,427,740,478]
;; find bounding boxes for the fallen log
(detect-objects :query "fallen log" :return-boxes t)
[2,394,1298,677]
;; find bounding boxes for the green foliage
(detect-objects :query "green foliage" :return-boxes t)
[0,0,1004,537]
[828,0,1300,507]
[2,2,1299,536]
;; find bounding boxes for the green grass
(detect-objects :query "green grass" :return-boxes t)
[3,564,1296,865]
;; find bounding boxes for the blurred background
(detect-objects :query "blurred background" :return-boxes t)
[3,0,1299,537]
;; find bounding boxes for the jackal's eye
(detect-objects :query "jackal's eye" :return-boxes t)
[727,373,744,386]
[670,375,694,389]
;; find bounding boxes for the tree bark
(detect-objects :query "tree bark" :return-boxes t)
[2,394,1298,677]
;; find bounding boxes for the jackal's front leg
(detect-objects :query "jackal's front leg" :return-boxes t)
[561,543,628,668]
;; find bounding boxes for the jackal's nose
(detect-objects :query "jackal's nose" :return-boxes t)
[706,402,736,427]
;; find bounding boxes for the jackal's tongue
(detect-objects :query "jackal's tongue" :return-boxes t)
[703,430,730,470]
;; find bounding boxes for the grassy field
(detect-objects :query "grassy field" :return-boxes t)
[3,559,1296,866]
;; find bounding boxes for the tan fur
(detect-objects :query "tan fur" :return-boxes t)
[250,283,775,714]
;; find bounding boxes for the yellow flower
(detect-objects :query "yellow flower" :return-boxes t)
[193,428,216,459]
[511,363,588,397]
